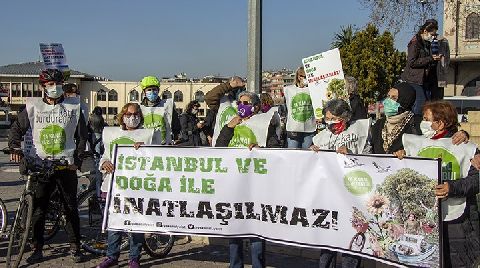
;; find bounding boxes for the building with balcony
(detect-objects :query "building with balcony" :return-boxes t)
[444,0,480,96]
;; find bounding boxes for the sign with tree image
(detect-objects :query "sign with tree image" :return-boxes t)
[302,48,345,119]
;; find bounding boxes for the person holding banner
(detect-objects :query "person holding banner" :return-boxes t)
[283,67,316,149]
[309,99,367,268]
[215,91,280,268]
[139,76,181,144]
[398,100,479,267]
[8,69,88,264]
[97,103,153,268]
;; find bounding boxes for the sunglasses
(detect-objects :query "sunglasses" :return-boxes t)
[124,112,140,117]
[237,101,252,105]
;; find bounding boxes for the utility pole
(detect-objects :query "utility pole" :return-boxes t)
[247,0,262,93]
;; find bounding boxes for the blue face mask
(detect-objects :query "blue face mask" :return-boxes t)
[146,91,158,102]
[382,98,401,117]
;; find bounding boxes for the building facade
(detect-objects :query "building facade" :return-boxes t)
[0,62,220,124]
[444,0,480,96]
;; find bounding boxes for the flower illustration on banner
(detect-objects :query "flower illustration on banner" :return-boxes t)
[366,194,390,215]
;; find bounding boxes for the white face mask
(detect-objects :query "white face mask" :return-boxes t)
[123,115,141,129]
[45,84,64,99]
[303,78,308,87]
[420,120,436,138]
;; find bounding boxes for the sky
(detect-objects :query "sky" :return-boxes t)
[0,0,443,81]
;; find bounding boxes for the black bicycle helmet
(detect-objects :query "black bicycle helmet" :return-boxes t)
[39,69,64,85]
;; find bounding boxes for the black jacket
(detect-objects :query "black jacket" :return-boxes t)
[401,34,437,86]
[215,118,281,148]
[442,139,480,267]
[8,97,88,168]
[370,115,419,154]
[349,94,368,121]
[88,113,105,134]
[179,112,203,146]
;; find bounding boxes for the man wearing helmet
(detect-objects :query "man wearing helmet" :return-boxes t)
[8,69,88,264]
[139,76,181,144]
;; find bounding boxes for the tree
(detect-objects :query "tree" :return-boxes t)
[360,0,440,35]
[331,24,356,49]
[338,24,406,104]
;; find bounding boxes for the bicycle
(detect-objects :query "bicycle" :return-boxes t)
[0,197,7,237]
[5,149,70,268]
[43,170,92,242]
[78,188,175,258]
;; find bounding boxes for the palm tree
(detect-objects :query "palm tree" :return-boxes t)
[331,25,356,49]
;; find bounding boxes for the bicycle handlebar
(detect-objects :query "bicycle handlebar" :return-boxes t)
[3,147,70,175]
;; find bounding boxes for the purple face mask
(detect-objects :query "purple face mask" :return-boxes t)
[237,102,255,118]
[261,104,271,113]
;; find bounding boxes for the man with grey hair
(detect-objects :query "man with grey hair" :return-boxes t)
[345,76,368,121]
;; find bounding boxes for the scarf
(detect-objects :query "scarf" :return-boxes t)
[381,111,414,153]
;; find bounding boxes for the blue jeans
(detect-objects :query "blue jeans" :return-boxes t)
[410,83,428,115]
[106,231,144,260]
[229,238,265,268]
[318,249,361,268]
[287,132,314,149]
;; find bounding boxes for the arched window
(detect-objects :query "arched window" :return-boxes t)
[195,91,205,103]
[162,90,172,100]
[466,13,480,39]
[129,90,139,101]
[97,89,106,101]
[174,90,183,102]
[108,89,118,101]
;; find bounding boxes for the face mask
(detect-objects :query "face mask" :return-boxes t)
[45,84,64,99]
[145,91,158,102]
[325,120,345,134]
[303,78,308,87]
[420,121,436,138]
[382,98,401,117]
[191,108,198,115]
[237,103,255,118]
[261,104,271,113]
[123,115,141,129]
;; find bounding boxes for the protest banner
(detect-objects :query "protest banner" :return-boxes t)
[104,146,442,267]
[403,134,477,221]
[39,43,70,78]
[302,48,345,119]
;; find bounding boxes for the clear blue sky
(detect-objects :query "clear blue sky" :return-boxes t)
[0,0,442,81]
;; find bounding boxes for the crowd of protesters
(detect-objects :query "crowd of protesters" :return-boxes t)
[5,17,480,268]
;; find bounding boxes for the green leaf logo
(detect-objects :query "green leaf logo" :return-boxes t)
[220,106,237,128]
[40,124,66,155]
[418,146,461,180]
[291,93,314,122]
[110,136,135,157]
[143,113,166,141]
[228,125,257,147]
[343,170,373,196]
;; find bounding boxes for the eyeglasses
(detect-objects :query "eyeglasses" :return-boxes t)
[124,112,139,117]
[298,75,306,78]
[237,101,252,105]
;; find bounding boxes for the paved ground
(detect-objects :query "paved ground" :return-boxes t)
[0,133,392,268]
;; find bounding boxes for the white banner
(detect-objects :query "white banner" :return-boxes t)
[104,146,441,267]
[302,48,345,119]
[312,119,370,154]
[283,85,316,133]
[403,134,477,221]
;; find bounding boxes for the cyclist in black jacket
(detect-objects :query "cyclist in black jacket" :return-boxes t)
[8,69,88,264]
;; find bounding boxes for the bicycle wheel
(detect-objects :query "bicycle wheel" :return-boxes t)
[78,189,128,255]
[6,194,33,268]
[43,193,62,241]
[0,198,7,235]
[143,233,175,258]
